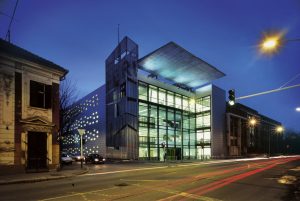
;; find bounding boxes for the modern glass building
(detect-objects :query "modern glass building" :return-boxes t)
[105,37,227,160]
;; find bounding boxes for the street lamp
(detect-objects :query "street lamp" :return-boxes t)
[248,117,257,150]
[77,128,85,168]
[261,36,281,52]
[249,118,257,126]
[276,126,284,133]
[267,126,284,157]
[259,31,300,54]
[296,107,300,112]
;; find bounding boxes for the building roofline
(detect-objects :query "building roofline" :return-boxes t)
[138,41,225,89]
[138,41,225,77]
[229,103,281,125]
[0,39,68,77]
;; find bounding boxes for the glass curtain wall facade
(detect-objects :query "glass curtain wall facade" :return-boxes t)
[196,96,211,159]
[138,81,211,160]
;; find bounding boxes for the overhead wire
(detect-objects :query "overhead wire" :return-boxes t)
[279,73,300,88]
[5,0,19,42]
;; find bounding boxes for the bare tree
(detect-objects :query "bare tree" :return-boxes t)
[59,78,80,138]
[58,78,81,169]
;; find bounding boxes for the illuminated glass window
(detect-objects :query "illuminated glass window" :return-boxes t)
[149,86,158,103]
[182,96,188,111]
[150,148,158,158]
[139,147,148,158]
[189,98,195,112]
[196,112,210,128]
[149,104,157,129]
[158,89,166,105]
[158,107,166,127]
[167,92,174,107]
[175,95,182,110]
[138,82,148,101]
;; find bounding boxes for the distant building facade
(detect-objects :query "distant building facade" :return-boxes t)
[61,86,106,157]
[0,39,68,171]
[226,103,282,157]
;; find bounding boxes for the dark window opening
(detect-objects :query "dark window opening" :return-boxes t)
[30,80,52,109]
[120,82,126,98]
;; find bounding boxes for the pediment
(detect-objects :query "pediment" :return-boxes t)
[20,116,54,127]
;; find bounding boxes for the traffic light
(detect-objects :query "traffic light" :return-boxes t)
[228,89,235,106]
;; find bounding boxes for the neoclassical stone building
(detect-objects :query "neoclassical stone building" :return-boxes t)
[0,39,68,171]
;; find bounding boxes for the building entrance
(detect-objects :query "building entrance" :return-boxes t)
[166,147,182,160]
[27,132,47,171]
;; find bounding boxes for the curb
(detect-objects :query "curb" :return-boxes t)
[73,168,89,176]
[0,168,89,186]
[0,175,69,185]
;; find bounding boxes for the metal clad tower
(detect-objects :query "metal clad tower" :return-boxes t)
[105,37,139,159]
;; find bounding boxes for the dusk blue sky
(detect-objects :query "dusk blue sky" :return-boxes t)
[1,0,300,131]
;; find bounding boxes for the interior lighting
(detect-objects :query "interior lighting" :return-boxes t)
[190,98,195,105]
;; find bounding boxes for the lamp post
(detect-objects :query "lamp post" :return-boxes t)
[275,126,284,155]
[77,128,85,169]
[248,117,257,155]
[259,32,300,55]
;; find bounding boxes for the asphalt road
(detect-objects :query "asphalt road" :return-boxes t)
[1,157,300,201]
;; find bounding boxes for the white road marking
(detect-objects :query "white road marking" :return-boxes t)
[38,186,118,201]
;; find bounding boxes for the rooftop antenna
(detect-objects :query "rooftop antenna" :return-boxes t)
[5,0,19,42]
[117,23,121,62]
[117,24,120,44]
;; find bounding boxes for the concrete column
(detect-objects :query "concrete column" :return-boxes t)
[47,133,52,165]
[21,132,27,165]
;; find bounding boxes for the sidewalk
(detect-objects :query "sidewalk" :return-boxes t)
[0,163,88,185]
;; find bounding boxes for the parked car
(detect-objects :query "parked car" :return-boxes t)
[85,154,105,164]
[61,153,73,165]
[72,155,85,161]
